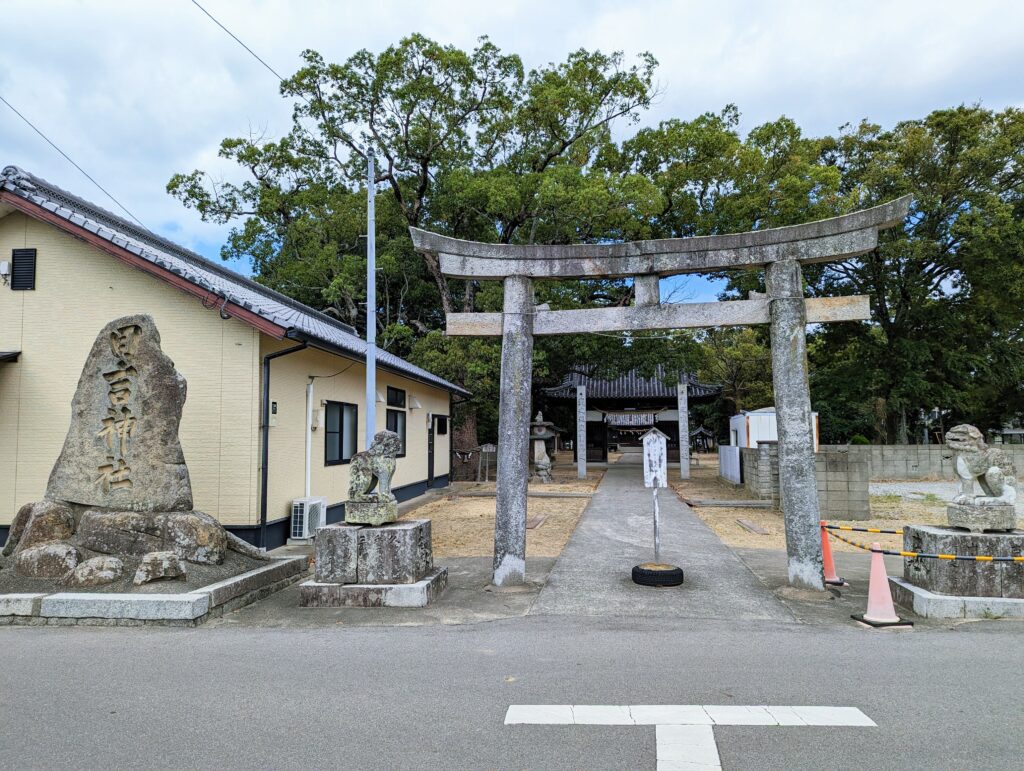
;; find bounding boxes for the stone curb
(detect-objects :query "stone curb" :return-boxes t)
[0,593,47,616]
[890,576,1024,619]
[41,592,210,620]
[188,556,308,608]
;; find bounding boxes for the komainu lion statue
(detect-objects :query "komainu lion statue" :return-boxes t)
[348,430,402,503]
[945,424,1017,506]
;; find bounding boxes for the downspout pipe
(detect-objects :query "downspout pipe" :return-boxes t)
[260,339,308,549]
[305,381,314,498]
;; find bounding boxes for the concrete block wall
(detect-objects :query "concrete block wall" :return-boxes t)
[814,446,870,520]
[818,444,1024,482]
[739,441,870,520]
[742,443,778,502]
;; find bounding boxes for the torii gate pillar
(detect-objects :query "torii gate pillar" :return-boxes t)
[493,275,533,586]
[767,260,824,590]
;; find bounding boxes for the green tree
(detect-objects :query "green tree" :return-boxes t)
[169,35,663,453]
[808,106,1024,441]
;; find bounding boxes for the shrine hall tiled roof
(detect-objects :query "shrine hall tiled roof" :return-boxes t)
[542,365,720,400]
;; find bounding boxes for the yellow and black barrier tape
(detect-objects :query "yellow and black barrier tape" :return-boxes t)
[820,522,904,535]
[825,528,1024,563]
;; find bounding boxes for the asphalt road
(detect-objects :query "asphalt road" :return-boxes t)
[2,615,1022,770]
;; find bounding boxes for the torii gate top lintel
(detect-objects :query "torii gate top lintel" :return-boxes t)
[410,195,910,280]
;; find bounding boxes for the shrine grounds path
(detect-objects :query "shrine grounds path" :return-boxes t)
[531,463,793,620]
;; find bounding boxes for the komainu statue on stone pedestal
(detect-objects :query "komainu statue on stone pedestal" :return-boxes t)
[946,424,1017,506]
[344,430,402,526]
[944,424,1018,532]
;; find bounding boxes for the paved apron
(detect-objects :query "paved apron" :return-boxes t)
[531,464,793,620]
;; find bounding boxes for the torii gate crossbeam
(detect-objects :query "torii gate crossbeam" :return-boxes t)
[411,196,911,590]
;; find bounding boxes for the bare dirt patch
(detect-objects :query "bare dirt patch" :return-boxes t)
[403,494,589,557]
[668,454,752,501]
[671,459,950,552]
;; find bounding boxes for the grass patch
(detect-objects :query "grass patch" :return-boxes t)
[870,494,902,505]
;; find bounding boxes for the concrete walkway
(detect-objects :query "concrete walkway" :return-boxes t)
[530,464,793,620]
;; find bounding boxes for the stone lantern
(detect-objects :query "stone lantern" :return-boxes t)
[529,412,559,483]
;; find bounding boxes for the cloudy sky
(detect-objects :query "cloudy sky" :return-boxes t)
[2,0,1021,300]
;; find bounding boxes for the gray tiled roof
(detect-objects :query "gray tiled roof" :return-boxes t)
[542,365,720,400]
[0,165,468,396]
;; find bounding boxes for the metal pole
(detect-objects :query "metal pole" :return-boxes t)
[653,488,661,564]
[365,147,377,449]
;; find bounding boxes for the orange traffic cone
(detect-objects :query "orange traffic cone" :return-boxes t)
[820,523,848,587]
[852,542,912,628]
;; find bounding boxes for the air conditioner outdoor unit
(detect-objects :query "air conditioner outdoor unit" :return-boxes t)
[290,496,328,540]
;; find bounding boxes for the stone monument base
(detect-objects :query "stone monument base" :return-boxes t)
[903,524,1024,599]
[890,577,1024,619]
[946,502,1016,533]
[344,499,399,526]
[299,519,444,608]
[299,569,448,608]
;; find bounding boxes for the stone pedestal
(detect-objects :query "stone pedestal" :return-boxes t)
[300,519,446,608]
[344,499,399,527]
[903,524,1024,599]
[946,502,1016,533]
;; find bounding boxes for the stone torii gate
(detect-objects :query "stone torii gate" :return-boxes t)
[411,196,911,590]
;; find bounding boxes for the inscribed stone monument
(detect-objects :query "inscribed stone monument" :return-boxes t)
[1,315,265,587]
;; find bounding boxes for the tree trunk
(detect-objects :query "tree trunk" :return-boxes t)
[895,409,910,444]
[451,403,480,481]
[421,251,455,315]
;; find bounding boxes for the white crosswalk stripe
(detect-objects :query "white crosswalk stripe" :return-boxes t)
[505,704,876,768]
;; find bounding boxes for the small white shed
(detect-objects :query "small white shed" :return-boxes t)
[728,407,819,452]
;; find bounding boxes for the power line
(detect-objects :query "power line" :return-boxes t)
[189,0,365,157]
[0,93,146,227]
[190,0,286,82]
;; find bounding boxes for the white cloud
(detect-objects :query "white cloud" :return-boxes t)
[1,0,1020,265]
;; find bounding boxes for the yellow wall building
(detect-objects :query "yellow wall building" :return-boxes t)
[0,166,466,549]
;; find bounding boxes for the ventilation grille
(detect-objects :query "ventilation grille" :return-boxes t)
[11,248,36,290]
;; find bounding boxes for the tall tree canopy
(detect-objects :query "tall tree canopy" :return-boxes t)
[170,35,1024,450]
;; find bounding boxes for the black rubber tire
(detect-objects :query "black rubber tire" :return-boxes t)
[632,563,684,587]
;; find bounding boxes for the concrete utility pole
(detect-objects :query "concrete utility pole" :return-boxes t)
[766,259,824,591]
[365,147,377,448]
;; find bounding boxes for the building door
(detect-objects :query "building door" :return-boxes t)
[427,414,448,487]
[586,422,608,463]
